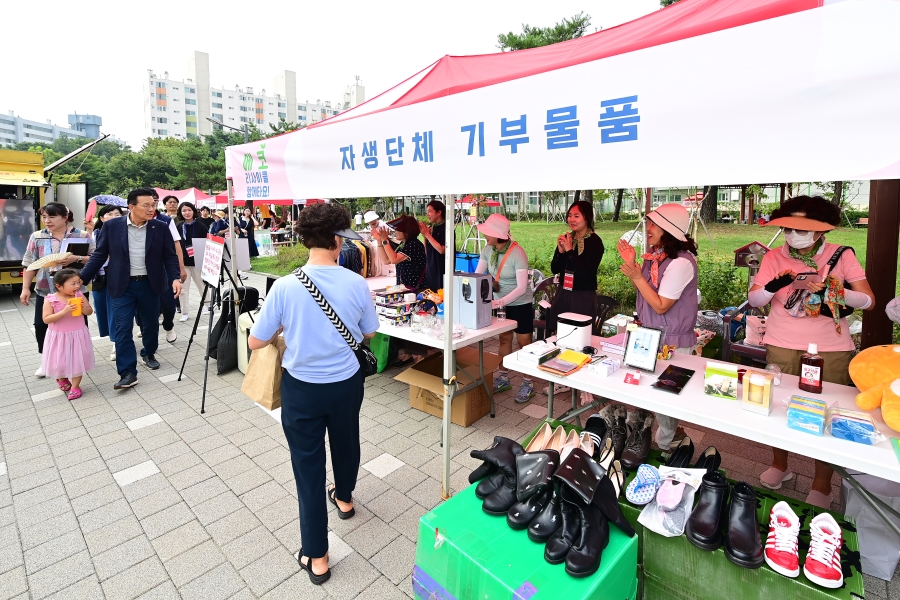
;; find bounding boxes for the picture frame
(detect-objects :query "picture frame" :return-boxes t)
[622,326,664,372]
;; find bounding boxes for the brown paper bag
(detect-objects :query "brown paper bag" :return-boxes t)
[241,336,286,410]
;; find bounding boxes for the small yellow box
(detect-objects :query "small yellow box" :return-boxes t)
[741,368,774,416]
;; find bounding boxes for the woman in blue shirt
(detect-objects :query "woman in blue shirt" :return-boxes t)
[249,203,378,586]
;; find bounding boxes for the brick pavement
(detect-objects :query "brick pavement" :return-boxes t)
[0,272,895,598]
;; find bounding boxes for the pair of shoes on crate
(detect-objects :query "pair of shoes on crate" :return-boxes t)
[469,431,634,578]
[765,502,844,588]
[583,405,659,470]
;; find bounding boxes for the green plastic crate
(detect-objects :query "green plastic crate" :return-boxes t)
[414,484,638,599]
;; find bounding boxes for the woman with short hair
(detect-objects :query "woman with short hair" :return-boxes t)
[249,203,378,585]
[372,215,426,290]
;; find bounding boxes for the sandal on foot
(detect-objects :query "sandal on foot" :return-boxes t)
[328,486,355,519]
[297,549,331,585]
[57,378,72,392]
[67,387,82,401]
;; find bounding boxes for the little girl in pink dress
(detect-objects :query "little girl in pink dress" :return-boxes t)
[42,269,96,400]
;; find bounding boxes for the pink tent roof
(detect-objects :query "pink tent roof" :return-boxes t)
[321,0,816,125]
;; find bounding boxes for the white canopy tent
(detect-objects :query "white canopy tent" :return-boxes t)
[225,0,900,498]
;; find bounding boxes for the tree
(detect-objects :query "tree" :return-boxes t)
[660,0,680,6]
[497,12,592,51]
[813,181,852,207]
[612,188,624,221]
[268,118,306,137]
[699,185,719,225]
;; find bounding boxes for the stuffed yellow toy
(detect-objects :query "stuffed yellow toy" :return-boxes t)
[849,345,900,433]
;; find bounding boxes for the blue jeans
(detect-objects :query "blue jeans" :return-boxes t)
[110,279,160,377]
[91,287,117,340]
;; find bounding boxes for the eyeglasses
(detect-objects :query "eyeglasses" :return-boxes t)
[134,203,156,210]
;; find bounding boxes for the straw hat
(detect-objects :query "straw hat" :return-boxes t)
[477,214,512,240]
[647,204,689,242]
[215,210,226,218]
[764,212,835,232]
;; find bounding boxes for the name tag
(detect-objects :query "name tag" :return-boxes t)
[563,271,574,291]
[186,246,195,258]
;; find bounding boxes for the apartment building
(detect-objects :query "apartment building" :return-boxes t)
[0,111,92,146]
[144,51,365,141]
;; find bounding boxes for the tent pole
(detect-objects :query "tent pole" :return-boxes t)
[226,178,239,336]
[441,193,455,500]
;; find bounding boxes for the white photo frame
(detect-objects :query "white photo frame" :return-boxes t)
[623,326,664,372]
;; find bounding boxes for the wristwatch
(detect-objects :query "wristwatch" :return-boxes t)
[382,240,389,246]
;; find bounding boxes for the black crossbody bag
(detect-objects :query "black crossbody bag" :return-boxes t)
[295,268,378,378]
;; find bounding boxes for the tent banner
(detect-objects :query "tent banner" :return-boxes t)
[225,0,900,200]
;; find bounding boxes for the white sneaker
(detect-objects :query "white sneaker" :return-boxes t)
[110,350,116,361]
[179,314,190,323]
[34,366,45,378]
[201,307,210,315]
[542,383,571,396]
[166,329,177,343]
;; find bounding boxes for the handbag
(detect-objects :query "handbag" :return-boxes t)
[294,268,378,378]
[91,273,107,292]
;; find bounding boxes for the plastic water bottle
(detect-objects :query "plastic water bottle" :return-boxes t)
[497,305,506,321]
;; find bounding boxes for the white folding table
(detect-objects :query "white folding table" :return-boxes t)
[503,335,900,535]
[378,318,517,496]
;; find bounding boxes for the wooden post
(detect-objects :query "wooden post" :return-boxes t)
[740,185,747,222]
[861,180,900,349]
[779,183,786,206]
[748,191,755,225]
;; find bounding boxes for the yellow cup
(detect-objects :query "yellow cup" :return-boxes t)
[68,297,82,317]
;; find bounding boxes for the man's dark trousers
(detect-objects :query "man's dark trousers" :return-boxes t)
[111,278,160,377]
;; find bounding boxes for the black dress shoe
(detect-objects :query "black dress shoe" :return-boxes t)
[665,436,695,469]
[693,446,721,473]
[142,354,161,370]
[685,471,729,551]
[724,482,765,569]
[113,372,138,390]
[620,410,654,470]
[528,483,562,542]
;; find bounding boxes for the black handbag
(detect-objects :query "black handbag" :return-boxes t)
[295,268,378,378]
[91,273,107,292]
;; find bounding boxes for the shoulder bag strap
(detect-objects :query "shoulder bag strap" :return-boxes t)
[824,246,852,276]
[294,268,360,351]
[492,241,518,284]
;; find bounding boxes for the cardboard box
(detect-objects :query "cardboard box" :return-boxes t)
[395,348,500,427]
[414,484,638,600]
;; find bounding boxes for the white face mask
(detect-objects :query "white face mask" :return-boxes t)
[785,230,817,249]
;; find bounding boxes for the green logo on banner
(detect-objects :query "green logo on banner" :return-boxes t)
[243,153,253,171]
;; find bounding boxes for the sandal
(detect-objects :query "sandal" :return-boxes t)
[66,387,82,401]
[625,464,661,506]
[57,378,72,392]
[297,549,331,585]
[391,356,415,369]
[328,485,355,519]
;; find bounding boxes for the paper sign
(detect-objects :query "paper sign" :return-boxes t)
[201,234,225,286]
[624,370,641,385]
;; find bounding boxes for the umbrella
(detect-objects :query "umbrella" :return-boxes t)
[91,195,127,207]
[27,252,72,271]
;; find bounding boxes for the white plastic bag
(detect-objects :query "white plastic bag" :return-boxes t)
[637,467,705,537]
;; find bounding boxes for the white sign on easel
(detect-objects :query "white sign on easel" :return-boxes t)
[200,234,225,286]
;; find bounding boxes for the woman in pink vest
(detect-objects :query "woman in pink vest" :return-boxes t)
[616,204,699,450]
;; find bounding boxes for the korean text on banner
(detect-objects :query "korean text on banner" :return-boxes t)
[201,234,225,287]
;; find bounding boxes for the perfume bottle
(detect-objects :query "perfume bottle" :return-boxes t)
[799,343,824,394]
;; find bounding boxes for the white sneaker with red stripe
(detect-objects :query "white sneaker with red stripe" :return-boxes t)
[764,501,800,577]
[803,513,844,589]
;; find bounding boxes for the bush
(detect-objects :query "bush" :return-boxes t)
[697,258,747,310]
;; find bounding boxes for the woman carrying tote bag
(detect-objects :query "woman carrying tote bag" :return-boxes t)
[248,203,378,585]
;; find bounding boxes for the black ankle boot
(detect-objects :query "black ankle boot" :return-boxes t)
[469,461,495,485]
[508,486,553,530]
[620,410,654,471]
[685,471,730,551]
[724,482,765,569]
[528,483,562,542]
[470,437,524,507]
[475,471,504,499]
[564,489,610,578]
[590,476,636,538]
[544,489,582,564]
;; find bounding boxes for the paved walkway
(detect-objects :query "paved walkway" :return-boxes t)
[0,273,894,599]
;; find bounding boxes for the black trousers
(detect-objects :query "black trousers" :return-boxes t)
[281,367,364,559]
[34,293,89,354]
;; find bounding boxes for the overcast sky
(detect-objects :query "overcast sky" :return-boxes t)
[3,0,660,149]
